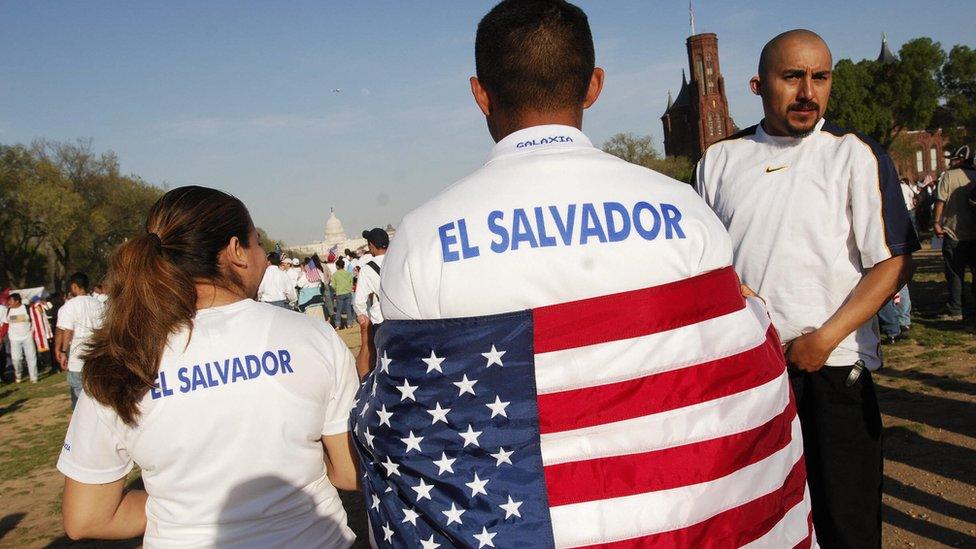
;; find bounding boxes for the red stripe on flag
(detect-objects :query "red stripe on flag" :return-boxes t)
[544,395,797,506]
[537,327,785,434]
[577,456,808,549]
[533,266,744,354]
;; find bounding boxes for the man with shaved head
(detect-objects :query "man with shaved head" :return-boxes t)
[697,29,919,547]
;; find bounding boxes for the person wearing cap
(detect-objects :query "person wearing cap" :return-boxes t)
[257,252,296,309]
[353,228,388,377]
[933,145,976,321]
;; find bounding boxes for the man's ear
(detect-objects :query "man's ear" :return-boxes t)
[470,76,492,117]
[749,75,762,96]
[583,67,605,109]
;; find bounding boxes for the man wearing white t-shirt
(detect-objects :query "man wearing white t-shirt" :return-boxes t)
[353,228,387,377]
[257,253,297,308]
[55,273,107,408]
[369,2,812,546]
[696,30,919,547]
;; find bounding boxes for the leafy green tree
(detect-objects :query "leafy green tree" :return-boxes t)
[936,45,976,146]
[602,133,695,183]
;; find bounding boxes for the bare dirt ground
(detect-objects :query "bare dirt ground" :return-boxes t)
[0,248,973,548]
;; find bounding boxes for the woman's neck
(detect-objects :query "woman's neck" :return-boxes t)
[194,282,248,310]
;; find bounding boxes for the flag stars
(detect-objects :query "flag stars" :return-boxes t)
[381,456,401,477]
[379,351,392,374]
[490,447,514,466]
[376,404,393,428]
[422,350,446,374]
[396,379,419,402]
[411,478,434,501]
[485,395,510,418]
[465,472,490,497]
[401,507,419,526]
[371,493,381,511]
[432,452,456,475]
[362,427,375,449]
[441,501,466,526]
[400,431,424,453]
[359,401,371,417]
[458,424,483,447]
[453,374,478,396]
[427,402,451,425]
[473,526,497,548]
[499,495,524,519]
[482,345,506,367]
[420,535,441,549]
[382,522,394,543]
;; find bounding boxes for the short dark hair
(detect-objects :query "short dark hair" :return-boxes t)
[69,272,90,292]
[267,252,281,266]
[8,293,21,304]
[476,0,594,113]
[336,258,345,269]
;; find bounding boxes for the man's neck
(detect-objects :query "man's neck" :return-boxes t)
[491,109,583,142]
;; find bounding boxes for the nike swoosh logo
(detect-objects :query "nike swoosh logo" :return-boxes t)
[765,166,788,173]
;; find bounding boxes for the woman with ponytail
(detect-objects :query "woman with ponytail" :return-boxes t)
[57,186,360,547]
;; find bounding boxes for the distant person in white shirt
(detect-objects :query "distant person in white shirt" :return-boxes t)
[57,186,359,547]
[696,29,919,547]
[55,273,106,408]
[92,284,110,304]
[353,228,387,377]
[257,252,296,308]
[3,293,38,383]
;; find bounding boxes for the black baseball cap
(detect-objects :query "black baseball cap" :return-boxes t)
[362,228,390,248]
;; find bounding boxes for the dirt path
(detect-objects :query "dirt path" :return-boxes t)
[1,254,973,547]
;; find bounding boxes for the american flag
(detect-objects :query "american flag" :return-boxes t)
[350,266,814,548]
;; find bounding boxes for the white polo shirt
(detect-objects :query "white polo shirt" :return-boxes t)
[379,124,734,320]
[57,299,359,548]
[696,118,919,370]
[56,295,106,372]
[353,254,384,324]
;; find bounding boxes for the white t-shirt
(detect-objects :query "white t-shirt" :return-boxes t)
[2,304,32,341]
[380,124,733,319]
[56,295,106,372]
[285,266,301,287]
[353,254,384,324]
[696,118,919,369]
[257,265,297,303]
[57,299,359,548]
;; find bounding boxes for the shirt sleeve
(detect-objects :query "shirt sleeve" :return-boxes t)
[57,393,134,484]
[321,333,359,436]
[849,142,920,268]
[56,300,75,331]
[352,273,371,316]
[935,171,951,202]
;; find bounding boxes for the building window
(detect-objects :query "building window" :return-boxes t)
[707,114,714,136]
[930,146,938,171]
[696,57,705,96]
[916,150,924,173]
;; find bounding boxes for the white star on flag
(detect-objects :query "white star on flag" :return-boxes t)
[458,424,483,447]
[481,345,506,367]
[473,526,497,548]
[427,402,451,425]
[382,522,394,542]
[402,507,419,526]
[376,404,393,427]
[465,472,490,497]
[363,427,375,448]
[441,501,466,526]
[422,350,446,374]
[485,395,510,418]
[453,374,478,396]
[379,351,392,373]
[499,495,524,519]
[359,401,370,417]
[490,447,514,466]
[421,535,441,549]
[381,456,401,477]
[412,478,434,501]
[400,431,424,453]
[396,378,419,402]
[433,452,457,475]
[371,493,381,510]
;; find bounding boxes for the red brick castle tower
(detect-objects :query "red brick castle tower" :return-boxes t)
[661,32,736,160]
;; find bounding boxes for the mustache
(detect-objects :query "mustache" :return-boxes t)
[788,101,820,112]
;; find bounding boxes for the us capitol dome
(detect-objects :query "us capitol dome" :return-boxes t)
[285,208,395,260]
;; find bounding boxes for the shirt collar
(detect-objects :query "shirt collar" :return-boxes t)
[486,124,593,163]
[755,117,826,146]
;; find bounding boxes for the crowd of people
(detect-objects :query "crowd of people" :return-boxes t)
[0,1,973,548]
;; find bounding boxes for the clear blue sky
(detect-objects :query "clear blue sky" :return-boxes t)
[2,1,973,245]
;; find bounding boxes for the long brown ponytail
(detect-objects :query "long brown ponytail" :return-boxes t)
[83,186,255,425]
